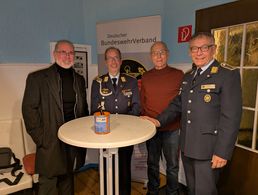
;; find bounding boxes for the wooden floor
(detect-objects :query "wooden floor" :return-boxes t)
[74,168,166,195]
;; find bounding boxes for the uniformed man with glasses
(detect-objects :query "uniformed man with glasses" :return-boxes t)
[91,46,140,195]
[142,32,242,195]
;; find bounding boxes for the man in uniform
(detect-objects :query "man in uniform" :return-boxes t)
[142,32,242,195]
[91,46,140,195]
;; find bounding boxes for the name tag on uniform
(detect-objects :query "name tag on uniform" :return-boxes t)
[201,84,216,90]
[122,89,132,96]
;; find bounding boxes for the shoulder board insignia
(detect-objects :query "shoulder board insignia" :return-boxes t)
[94,76,102,83]
[210,66,218,74]
[121,76,126,82]
[220,63,236,70]
[103,76,109,82]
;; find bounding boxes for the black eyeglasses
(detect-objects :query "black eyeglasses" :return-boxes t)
[190,45,214,53]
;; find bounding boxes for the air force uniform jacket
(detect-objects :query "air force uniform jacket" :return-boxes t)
[157,60,242,160]
[91,73,140,116]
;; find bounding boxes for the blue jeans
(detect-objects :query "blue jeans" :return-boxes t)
[146,130,180,195]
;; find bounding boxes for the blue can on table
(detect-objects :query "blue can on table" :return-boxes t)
[94,111,110,134]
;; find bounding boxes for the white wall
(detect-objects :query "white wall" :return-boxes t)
[0,64,49,154]
[0,64,49,120]
[171,63,192,73]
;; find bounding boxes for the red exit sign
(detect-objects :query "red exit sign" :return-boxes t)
[178,25,192,43]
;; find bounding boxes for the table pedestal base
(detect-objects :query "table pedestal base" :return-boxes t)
[99,148,119,195]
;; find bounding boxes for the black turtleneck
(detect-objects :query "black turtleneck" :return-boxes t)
[56,64,76,122]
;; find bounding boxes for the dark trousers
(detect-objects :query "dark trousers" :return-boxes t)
[118,145,134,195]
[181,152,220,195]
[146,130,180,195]
[104,145,134,195]
[38,174,74,195]
[37,144,85,195]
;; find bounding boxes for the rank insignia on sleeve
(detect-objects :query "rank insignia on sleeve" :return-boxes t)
[211,67,218,74]
[204,94,211,103]
[95,76,102,83]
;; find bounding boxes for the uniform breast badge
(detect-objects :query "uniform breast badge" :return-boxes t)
[101,88,111,94]
[201,84,216,90]
[204,94,211,103]
[122,89,132,97]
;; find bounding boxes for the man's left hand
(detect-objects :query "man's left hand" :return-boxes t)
[211,155,227,169]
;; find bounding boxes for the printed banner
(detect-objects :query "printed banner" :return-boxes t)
[96,15,161,76]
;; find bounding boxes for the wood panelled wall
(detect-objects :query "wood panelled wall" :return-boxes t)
[195,0,258,32]
[218,147,258,195]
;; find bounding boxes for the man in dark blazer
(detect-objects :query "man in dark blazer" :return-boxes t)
[91,46,140,195]
[142,32,242,195]
[22,40,89,195]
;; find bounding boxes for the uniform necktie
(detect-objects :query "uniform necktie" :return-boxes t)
[112,78,117,91]
[192,68,202,84]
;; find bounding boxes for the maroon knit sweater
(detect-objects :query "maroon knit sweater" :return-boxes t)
[140,65,184,131]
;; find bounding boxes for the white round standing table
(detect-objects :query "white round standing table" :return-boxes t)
[58,114,156,195]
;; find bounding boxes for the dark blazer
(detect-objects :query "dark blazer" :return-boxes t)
[91,73,140,116]
[157,60,242,160]
[22,64,89,177]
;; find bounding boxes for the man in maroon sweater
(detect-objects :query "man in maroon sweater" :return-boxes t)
[141,41,184,195]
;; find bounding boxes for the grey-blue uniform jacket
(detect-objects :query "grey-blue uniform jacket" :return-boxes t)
[157,60,242,160]
[91,73,140,116]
